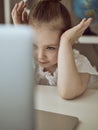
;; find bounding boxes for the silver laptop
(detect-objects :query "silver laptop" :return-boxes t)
[35,110,79,130]
[0,25,35,130]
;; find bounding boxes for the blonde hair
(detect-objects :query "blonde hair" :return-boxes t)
[28,0,71,32]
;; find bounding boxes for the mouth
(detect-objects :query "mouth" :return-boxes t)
[39,61,49,64]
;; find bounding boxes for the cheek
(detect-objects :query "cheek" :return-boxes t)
[49,51,58,62]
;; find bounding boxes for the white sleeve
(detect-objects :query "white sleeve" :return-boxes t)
[73,49,98,75]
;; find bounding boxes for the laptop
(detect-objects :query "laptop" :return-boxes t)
[35,109,79,130]
[0,25,35,130]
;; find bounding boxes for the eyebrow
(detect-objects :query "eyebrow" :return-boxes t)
[47,44,58,46]
[34,43,58,47]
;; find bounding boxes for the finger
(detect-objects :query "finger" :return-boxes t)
[85,18,92,26]
[19,0,26,9]
[81,18,92,27]
[22,10,28,24]
[11,3,18,16]
[72,18,86,32]
[81,18,92,32]
[77,18,86,29]
[17,0,26,15]
[76,18,91,33]
[80,18,86,24]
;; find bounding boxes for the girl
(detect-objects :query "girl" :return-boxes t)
[11,0,98,99]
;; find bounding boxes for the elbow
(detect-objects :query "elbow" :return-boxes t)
[58,90,76,100]
[58,85,85,100]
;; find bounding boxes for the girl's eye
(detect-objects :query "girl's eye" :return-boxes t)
[33,45,37,49]
[47,47,56,50]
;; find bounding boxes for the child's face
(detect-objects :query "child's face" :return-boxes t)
[33,27,61,71]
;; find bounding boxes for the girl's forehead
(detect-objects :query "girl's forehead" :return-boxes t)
[34,27,61,45]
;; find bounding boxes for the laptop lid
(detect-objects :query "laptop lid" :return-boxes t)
[35,110,79,130]
[0,25,35,130]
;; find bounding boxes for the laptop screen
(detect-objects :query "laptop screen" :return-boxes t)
[0,25,35,130]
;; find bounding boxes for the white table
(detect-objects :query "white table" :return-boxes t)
[35,85,98,130]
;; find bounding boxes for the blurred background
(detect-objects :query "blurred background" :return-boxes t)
[0,0,98,70]
[1,0,98,34]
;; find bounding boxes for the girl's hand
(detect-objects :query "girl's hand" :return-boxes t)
[60,18,92,45]
[11,0,28,24]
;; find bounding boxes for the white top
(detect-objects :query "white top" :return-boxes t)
[35,49,98,88]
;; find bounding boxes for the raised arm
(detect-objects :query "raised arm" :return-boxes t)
[11,0,28,24]
[58,18,92,99]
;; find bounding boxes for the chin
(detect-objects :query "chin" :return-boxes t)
[40,64,49,68]
[39,64,51,69]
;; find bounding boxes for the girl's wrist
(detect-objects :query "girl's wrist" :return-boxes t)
[60,38,73,46]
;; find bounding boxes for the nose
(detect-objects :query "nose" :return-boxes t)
[37,49,46,61]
